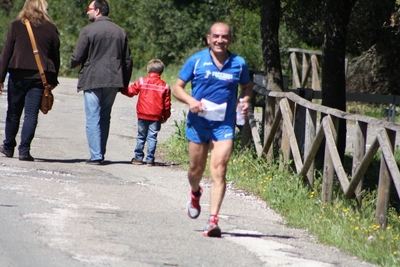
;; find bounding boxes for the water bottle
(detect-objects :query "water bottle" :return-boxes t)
[236,98,245,126]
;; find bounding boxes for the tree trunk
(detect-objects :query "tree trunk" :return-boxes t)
[260,0,284,161]
[261,0,284,92]
[321,0,356,161]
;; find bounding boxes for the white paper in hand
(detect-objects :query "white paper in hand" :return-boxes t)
[198,98,227,121]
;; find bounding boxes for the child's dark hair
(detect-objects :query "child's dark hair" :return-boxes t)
[147,59,164,74]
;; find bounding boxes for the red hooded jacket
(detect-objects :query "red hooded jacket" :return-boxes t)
[123,72,171,122]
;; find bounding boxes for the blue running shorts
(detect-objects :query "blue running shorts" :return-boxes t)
[186,122,235,143]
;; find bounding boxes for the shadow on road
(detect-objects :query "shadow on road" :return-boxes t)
[35,158,181,168]
[194,230,295,240]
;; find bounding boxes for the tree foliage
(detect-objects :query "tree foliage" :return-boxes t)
[1,0,398,98]
[111,0,231,69]
[282,0,325,48]
[347,0,395,55]
[1,0,264,76]
[282,0,396,56]
[224,0,284,91]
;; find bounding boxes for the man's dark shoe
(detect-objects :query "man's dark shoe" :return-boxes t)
[19,153,34,161]
[131,158,144,165]
[86,159,103,165]
[0,144,13,157]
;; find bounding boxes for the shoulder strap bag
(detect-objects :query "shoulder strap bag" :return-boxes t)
[25,19,54,114]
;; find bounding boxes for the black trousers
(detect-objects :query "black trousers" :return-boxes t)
[3,75,43,155]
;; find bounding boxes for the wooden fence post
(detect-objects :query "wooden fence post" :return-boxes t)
[311,55,321,90]
[281,99,294,170]
[264,96,276,162]
[294,89,311,159]
[302,53,309,87]
[322,116,338,204]
[375,129,396,229]
[304,108,317,187]
[352,121,367,207]
[290,52,301,89]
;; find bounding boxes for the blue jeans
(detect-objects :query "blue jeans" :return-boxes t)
[3,76,43,155]
[134,119,161,163]
[84,88,118,161]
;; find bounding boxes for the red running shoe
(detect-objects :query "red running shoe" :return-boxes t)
[203,215,221,237]
[187,187,202,219]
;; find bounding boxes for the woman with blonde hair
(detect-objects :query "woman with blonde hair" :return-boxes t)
[0,0,60,161]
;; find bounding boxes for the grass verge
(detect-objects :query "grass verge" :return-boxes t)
[160,119,400,267]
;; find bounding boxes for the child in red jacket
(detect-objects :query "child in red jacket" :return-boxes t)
[122,59,171,166]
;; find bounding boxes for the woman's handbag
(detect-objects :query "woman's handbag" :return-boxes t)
[25,19,54,114]
[39,85,54,114]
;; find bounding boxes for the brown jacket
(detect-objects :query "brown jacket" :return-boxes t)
[70,16,133,92]
[0,19,60,85]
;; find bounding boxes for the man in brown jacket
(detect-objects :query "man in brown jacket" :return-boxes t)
[70,0,133,165]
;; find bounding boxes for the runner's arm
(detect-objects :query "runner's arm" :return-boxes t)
[172,78,205,113]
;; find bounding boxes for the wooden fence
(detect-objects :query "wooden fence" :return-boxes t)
[287,48,323,90]
[244,82,400,229]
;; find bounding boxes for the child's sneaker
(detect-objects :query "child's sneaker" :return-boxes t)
[187,187,202,219]
[203,215,221,237]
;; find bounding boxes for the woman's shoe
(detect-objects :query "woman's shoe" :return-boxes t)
[19,153,34,161]
[0,144,13,157]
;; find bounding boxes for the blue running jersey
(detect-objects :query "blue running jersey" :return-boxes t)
[178,48,250,128]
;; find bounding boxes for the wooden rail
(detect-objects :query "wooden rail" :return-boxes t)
[286,48,350,91]
[287,48,322,90]
[245,83,400,229]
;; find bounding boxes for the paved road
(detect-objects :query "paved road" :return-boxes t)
[0,78,377,267]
